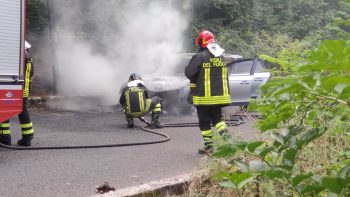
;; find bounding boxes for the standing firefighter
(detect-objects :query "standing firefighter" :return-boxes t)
[185,30,231,154]
[119,73,163,129]
[0,41,34,146]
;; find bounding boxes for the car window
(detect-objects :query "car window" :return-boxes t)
[254,60,265,73]
[230,60,253,75]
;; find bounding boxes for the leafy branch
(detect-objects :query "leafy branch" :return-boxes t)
[213,39,350,196]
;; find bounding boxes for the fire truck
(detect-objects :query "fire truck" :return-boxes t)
[0,0,26,122]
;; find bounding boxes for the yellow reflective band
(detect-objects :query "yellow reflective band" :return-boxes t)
[215,121,227,131]
[204,68,211,97]
[24,62,32,97]
[193,95,231,105]
[217,125,227,131]
[127,110,147,118]
[23,90,29,97]
[190,83,197,88]
[20,122,33,128]
[222,67,229,96]
[193,96,231,101]
[125,91,131,113]
[0,123,10,127]
[208,69,211,96]
[152,103,161,112]
[153,108,161,112]
[22,129,34,135]
[145,99,151,112]
[215,121,225,128]
[138,92,144,111]
[2,130,11,135]
[201,130,213,136]
[141,93,145,111]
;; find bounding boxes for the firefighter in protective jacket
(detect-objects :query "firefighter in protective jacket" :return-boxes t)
[185,30,231,154]
[0,41,34,146]
[119,73,163,129]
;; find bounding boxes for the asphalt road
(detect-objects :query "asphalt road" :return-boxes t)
[0,105,256,197]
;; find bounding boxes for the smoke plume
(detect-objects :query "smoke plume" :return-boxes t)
[50,0,191,110]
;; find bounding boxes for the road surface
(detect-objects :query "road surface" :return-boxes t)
[0,105,256,197]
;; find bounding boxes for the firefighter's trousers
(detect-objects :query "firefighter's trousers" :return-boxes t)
[0,98,34,136]
[149,96,162,113]
[195,105,228,148]
[124,96,162,125]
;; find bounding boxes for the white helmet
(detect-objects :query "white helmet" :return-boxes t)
[25,41,31,49]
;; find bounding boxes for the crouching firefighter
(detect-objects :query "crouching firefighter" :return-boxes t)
[185,30,231,155]
[0,41,34,146]
[119,73,164,129]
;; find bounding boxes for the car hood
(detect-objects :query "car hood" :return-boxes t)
[143,75,189,92]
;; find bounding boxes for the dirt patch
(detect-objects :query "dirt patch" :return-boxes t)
[96,182,116,194]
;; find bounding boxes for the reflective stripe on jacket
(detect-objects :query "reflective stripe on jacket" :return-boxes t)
[23,58,34,98]
[185,49,231,106]
[119,84,151,117]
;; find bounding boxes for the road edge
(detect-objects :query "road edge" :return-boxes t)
[92,171,208,197]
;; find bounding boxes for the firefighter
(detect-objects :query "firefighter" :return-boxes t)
[185,30,231,154]
[119,73,164,129]
[0,41,34,146]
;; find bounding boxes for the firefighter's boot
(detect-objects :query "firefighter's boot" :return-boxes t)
[150,112,164,129]
[0,134,11,145]
[219,129,231,141]
[216,121,231,141]
[126,115,134,128]
[17,134,33,147]
[198,146,213,155]
[198,129,213,155]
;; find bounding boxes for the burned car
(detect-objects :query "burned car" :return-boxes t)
[143,53,271,115]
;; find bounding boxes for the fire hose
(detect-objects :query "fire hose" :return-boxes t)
[0,115,245,150]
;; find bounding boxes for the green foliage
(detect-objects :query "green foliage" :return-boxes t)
[259,39,312,75]
[188,0,340,57]
[216,171,257,191]
[27,0,48,35]
[213,39,350,196]
[26,0,345,58]
[328,0,350,40]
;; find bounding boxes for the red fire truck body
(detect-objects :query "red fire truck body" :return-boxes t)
[0,0,26,122]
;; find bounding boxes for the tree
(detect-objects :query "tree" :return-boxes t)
[27,0,48,35]
[188,0,340,57]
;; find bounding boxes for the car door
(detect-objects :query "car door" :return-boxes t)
[251,59,271,99]
[228,59,254,105]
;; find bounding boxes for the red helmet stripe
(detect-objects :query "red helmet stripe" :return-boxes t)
[196,30,215,48]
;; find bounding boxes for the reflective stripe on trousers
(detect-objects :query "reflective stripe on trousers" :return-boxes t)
[215,121,227,132]
[201,129,213,147]
[0,121,33,135]
[0,120,10,135]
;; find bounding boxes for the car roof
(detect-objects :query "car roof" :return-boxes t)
[227,57,265,65]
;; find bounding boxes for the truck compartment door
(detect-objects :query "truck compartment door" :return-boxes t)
[0,84,23,122]
[0,0,25,122]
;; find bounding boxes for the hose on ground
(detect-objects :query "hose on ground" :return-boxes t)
[0,115,246,150]
[0,126,170,150]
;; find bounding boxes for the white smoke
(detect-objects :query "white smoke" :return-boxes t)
[51,0,191,109]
